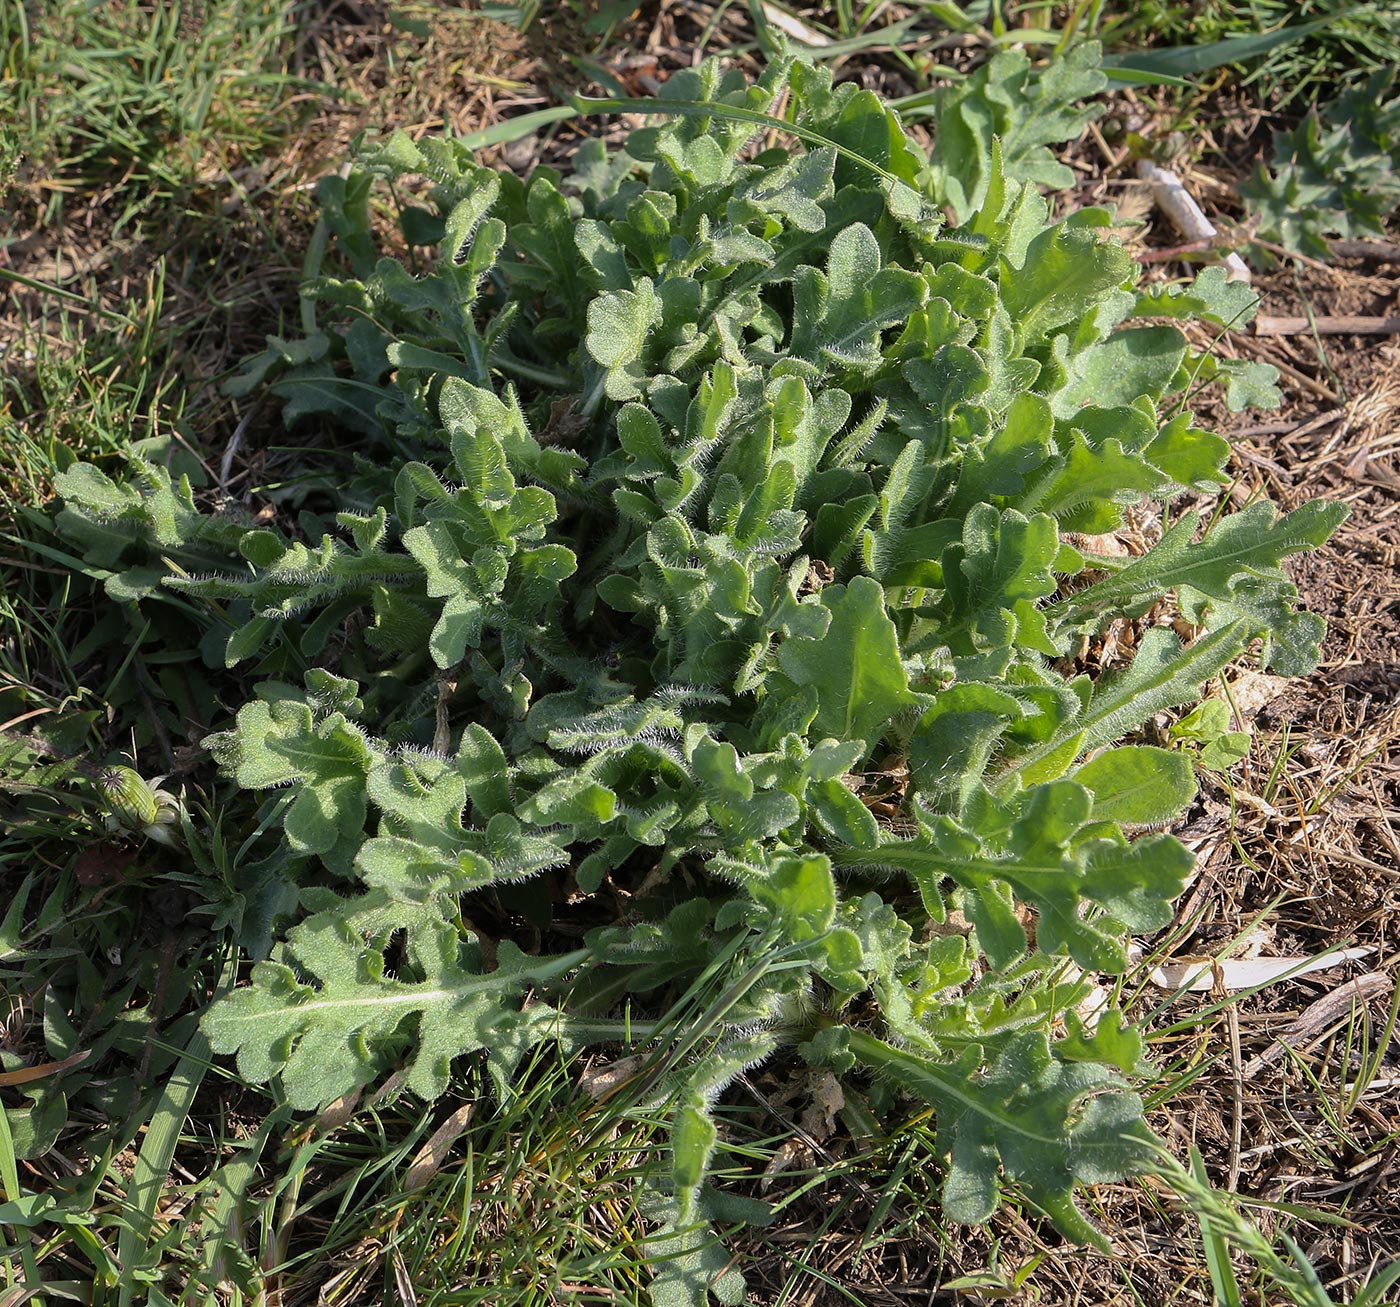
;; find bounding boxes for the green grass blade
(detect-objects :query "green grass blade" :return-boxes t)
[1353,1256,1400,1307]
[0,1093,42,1288]
[1193,1147,1244,1307]
[116,1005,221,1307]
[1101,16,1339,78]
[1101,66,1193,89]
[908,1,980,33]
[0,267,135,323]
[194,1104,291,1303]
[458,105,578,151]
[1277,1231,1340,1307]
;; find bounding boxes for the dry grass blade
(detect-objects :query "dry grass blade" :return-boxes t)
[0,1048,90,1087]
[1243,973,1394,1078]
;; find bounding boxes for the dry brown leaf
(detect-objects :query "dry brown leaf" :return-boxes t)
[403,1101,477,1192]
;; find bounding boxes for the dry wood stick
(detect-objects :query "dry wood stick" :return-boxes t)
[1332,239,1400,262]
[1255,315,1400,337]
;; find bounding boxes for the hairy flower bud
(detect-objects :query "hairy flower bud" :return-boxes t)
[99,766,180,844]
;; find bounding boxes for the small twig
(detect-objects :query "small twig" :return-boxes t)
[1087,119,1127,172]
[1242,972,1393,1079]
[1331,239,1400,263]
[1255,315,1400,337]
[1231,444,1293,480]
[218,405,255,491]
[1231,422,1300,439]
[1258,351,1341,403]
[1245,233,1339,276]
[1137,235,1225,264]
[1223,977,1244,1195]
[1282,407,1348,441]
[0,706,52,737]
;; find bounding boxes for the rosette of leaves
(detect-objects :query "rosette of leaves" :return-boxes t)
[1242,67,1400,260]
[54,56,1344,1298]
